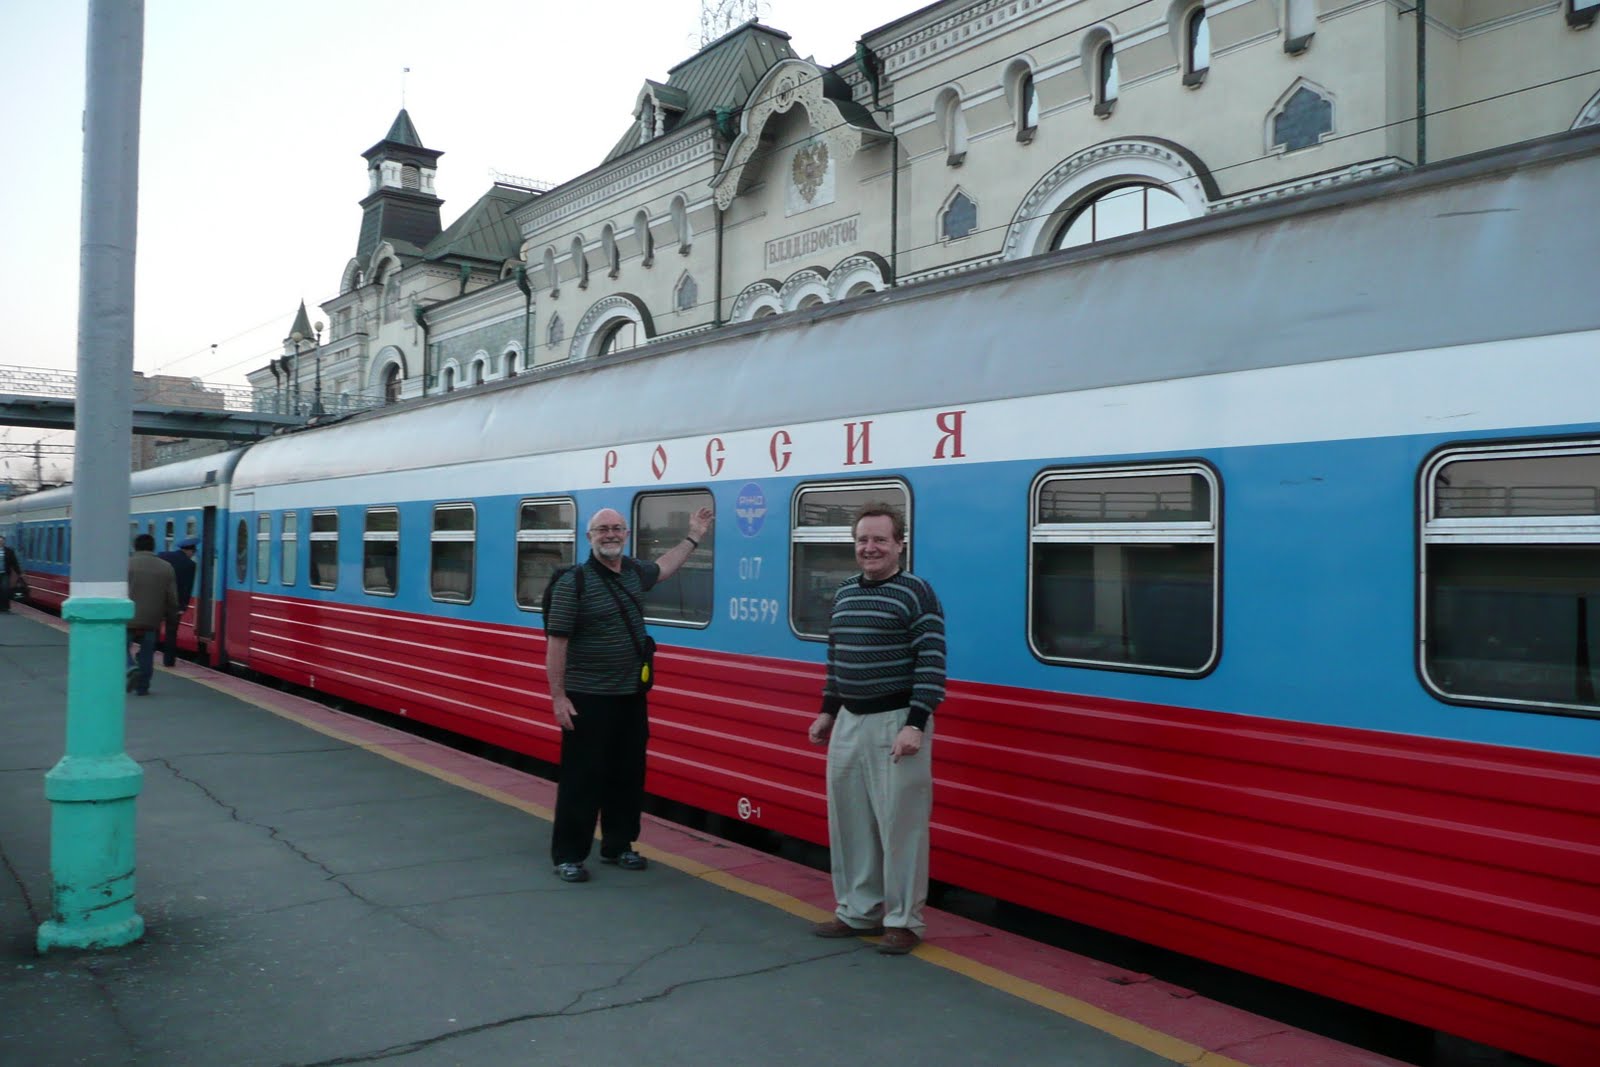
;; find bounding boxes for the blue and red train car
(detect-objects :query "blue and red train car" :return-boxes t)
[5,131,1598,1065]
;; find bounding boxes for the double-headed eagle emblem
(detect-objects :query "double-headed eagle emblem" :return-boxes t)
[792,142,830,204]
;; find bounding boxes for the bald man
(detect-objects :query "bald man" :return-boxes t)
[545,504,712,883]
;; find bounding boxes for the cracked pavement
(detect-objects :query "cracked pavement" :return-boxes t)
[1,611,1171,1067]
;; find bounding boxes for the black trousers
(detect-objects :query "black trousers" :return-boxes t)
[550,691,649,865]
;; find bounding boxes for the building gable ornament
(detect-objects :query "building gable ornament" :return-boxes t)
[730,279,783,322]
[712,59,887,211]
[1002,139,1208,260]
[874,0,1051,77]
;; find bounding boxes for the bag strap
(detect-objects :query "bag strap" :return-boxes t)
[593,562,649,660]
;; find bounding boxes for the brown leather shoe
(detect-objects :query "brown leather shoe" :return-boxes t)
[811,917,885,938]
[876,927,921,955]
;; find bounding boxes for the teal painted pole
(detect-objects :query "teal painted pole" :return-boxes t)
[38,0,146,954]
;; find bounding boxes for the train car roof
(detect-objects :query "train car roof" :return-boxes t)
[225,127,1598,492]
[0,447,247,518]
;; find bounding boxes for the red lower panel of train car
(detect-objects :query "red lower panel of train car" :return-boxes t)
[21,573,223,666]
[19,569,68,611]
[231,592,1600,1067]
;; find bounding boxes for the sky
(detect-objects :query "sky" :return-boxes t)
[0,0,918,483]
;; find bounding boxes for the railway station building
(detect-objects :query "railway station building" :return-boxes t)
[249,0,1599,409]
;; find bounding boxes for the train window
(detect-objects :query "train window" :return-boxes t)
[309,510,339,589]
[430,504,475,603]
[235,520,248,583]
[515,498,576,610]
[1421,442,1600,716]
[164,520,175,551]
[281,511,298,587]
[255,515,271,584]
[363,508,400,596]
[633,490,713,625]
[1029,465,1219,673]
[185,517,197,542]
[790,482,910,640]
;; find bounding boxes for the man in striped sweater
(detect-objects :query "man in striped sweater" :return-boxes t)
[807,503,946,954]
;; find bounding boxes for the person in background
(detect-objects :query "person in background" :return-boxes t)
[126,533,177,696]
[157,537,199,666]
[0,534,22,610]
[807,503,946,955]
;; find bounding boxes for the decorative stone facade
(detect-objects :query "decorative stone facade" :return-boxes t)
[252,2,1597,413]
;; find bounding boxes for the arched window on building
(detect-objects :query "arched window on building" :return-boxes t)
[548,313,564,348]
[1052,183,1189,249]
[671,196,692,255]
[1180,3,1210,85]
[442,365,456,392]
[1285,0,1315,53]
[504,348,519,377]
[571,236,589,289]
[1093,37,1119,117]
[635,209,654,267]
[1004,61,1040,142]
[382,273,401,323]
[941,190,978,241]
[935,87,968,166]
[602,224,620,278]
[383,365,401,405]
[597,319,640,356]
[543,247,558,296]
[472,359,485,385]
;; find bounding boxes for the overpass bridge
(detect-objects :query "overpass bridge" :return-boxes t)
[0,364,383,440]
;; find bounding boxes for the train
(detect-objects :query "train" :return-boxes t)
[5,128,1598,1066]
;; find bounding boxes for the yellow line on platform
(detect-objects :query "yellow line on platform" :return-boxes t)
[194,662,1249,1067]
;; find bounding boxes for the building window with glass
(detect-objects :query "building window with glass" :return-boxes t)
[634,490,714,625]
[363,508,399,596]
[516,498,577,610]
[1421,442,1600,716]
[790,481,909,639]
[1030,465,1219,673]
[309,510,339,590]
[1052,184,1189,250]
[431,504,475,603]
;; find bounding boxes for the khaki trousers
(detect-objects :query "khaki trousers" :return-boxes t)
[826,707,933,933]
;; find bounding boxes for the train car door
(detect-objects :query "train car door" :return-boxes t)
[224,494,252,665]
[197,506,218,661]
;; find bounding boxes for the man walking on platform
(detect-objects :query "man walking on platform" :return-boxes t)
[157,537,198,666]
[545,504,713,883]
[0,535,22,610]
[807,504,946,955]
[126,533,178,696]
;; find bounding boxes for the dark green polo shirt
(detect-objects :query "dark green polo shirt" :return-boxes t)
[546,555,660,695]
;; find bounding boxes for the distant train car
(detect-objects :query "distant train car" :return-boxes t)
[6,130,1598,1065]
[0,449,243,664]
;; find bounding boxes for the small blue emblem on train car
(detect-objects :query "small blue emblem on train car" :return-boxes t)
[736,483,767,537]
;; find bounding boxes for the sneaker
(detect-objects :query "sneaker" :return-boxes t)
[554,862,589,883]
[126,668,139,693]
[600,850,648,871]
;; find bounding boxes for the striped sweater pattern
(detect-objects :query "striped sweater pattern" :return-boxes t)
[821,570,947,729]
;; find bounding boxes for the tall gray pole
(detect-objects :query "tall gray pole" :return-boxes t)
[38,0,146,953]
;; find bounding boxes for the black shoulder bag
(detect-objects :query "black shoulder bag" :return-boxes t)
[595,564,657,693]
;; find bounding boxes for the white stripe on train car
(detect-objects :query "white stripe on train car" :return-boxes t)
[242,329,1597,510]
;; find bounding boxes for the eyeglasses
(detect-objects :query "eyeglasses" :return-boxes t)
[591,524,628,535]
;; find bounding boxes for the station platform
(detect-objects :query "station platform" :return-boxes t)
[1,605,1407,1067]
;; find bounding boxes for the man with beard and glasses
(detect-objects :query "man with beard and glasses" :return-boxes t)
[545,504,713,883]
